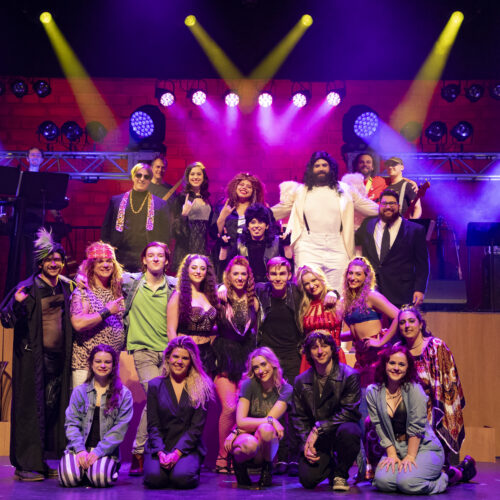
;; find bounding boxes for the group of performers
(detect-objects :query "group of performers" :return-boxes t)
[0,150,476,493]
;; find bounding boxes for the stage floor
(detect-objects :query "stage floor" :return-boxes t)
[0,458,498,499]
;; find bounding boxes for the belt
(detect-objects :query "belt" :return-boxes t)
[395,433,407,442]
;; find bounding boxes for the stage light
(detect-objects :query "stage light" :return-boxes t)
[301,15,313,27]
[326,89,345,107]
[61,121,83,142]
[86,121,108,143]
[292,91,310,108]
[188,89,206,106]
[129,104,166,151]
[354,111,379,139]
[258,92,273,108]
[451,121,473,142]
[441,83,460,102]
[425,121,447,142]
[11,79,28,98]
[224,91,239,107]
[489,82,500,100]
[33,79,51,97]
[37,121,59,141]
[155,88,175,107]
[185,15,196,27]
[465,84,484,103]
[40,12,52,24]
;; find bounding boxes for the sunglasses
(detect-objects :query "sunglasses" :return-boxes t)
[135,173,151,180]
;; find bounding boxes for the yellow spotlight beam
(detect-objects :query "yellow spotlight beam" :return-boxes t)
[390,11,464,131]
[40,13,117,129]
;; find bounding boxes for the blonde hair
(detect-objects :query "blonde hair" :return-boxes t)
[242,347,285,393]
[342,257,376,317]
[130,162,152,180]
[296,265,331,330]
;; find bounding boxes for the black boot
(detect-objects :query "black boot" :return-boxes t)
[233,458,252,488]
[258,461,273,488]
[458,455,477,482]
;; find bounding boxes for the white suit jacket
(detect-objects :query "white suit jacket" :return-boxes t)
[271,181,378,259]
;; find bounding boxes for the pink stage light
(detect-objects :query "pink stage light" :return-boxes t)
[225,91,239,107]
[159,91,175,107]
[292,92,308,108]
[258,92,273,108]
[326,91,341,107]
[191,90,207,106]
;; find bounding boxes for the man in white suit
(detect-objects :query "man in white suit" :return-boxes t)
[272,151,378,290]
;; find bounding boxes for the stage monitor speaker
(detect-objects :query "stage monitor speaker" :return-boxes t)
[482,254,500,311]
[422,280,467,311]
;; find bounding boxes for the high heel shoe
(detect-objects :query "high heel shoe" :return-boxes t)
[258,461,273,488]
[232,457,252,488]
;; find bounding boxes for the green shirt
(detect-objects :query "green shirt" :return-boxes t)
[127,276,168,352]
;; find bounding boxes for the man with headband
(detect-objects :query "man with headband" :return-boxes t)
[1,228,75,481]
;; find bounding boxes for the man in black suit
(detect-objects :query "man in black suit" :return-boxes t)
[355,188,429,307]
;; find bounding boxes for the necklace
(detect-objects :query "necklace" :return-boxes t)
[386,388,401,400]
[130,191,150,214]
[409,338,424,352]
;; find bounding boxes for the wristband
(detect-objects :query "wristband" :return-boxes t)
[99,307,111,321]
[267,416,274,425]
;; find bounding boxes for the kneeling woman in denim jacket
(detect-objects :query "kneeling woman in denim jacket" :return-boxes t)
[59,344,133,487]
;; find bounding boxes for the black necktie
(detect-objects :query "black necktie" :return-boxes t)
[380,223,390,262]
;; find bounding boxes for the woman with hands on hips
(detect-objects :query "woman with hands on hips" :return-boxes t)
[224,347,292,489]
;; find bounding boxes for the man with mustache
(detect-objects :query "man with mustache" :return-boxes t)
[0,228,74,481]
[272,151,378,291]
[355,188,429,308]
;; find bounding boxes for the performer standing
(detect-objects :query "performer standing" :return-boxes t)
[272,151,378,290]
[0,228,74,481]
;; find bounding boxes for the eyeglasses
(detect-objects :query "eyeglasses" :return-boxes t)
[380,201,398,207]
[135,173,151,180]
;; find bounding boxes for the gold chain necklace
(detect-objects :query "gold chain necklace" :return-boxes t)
[129,191,150,214]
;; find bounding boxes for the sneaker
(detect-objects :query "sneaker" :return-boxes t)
[274,462,288,475]
[332,476,350,491]
[287,462,299,477]
[129,453,144,476]
[14,469,44,482]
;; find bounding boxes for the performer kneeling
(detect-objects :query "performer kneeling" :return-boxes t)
[224,347,292,488]
[59,344,133,487]
[143,336,214,489]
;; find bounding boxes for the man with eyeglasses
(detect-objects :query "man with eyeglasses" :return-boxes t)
[101,163,170,272]
[355,189,429,308]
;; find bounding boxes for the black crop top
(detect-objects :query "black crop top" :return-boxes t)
[390,398,407,437]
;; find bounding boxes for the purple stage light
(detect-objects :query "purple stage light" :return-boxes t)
[451,121,473,141]
[354,112,379,138]
[258,92,273,108]
[225,91,239,107]
[159,91,175,107]
[191,90,207,106]
[326,91,341,107]
[130,110,155,138]
[38,121,59,141]
[292,92,307,108]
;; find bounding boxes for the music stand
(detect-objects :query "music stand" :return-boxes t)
[0,166,21,197]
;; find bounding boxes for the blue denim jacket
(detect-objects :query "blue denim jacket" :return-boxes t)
[65,380,133,458]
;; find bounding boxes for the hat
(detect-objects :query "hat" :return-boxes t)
[385,156,404,166]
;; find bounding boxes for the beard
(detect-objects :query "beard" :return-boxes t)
[380,210,400,225]
[313,172,330,186]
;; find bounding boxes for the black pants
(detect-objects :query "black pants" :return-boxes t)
[143,452,202,489]
[299,422,361,488]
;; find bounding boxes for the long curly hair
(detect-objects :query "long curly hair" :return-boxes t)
[182,161,210,202]
[342,257,376,319]
[374,345,420,387]
[161,336,214,409]
[296,265,331,330]
[398,304,432,339]
[226,172,265,206]
[242,347,286,392]
[176,254,219,325]
[222,256,256,307]
[303,151,341,192]
[79,241,123,298]
[86,344,123,416]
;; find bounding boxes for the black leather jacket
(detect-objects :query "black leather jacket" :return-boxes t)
[291,362,361,450]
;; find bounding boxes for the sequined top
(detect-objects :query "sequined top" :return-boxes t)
[178,306,217,337]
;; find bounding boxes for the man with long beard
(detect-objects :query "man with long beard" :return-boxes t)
[272,151,378,291]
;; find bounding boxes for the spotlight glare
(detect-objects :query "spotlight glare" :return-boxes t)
[185,15,196,27]
[326,91,341,107]
[61,121,83,142]
[425,121,447,142]
[38,120,59,141]
[11,79,28,98]
[465,83,484,103]
[451,11,464,24]
[191,90,207,106]
[86,121,108,143]
[441,83,460,102]
[225,91,239,107]
[40,12,52,24]
[258,92,273,108]
[159,91,175,107]
[354,112,379,138]
[130,111,155,138]
[292,91,308,108]
[490,83,500,100]
[301,15,313,27]
[33,79,51,98]
[451,121,473,142]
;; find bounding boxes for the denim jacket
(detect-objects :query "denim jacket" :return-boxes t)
[65,380,133,458]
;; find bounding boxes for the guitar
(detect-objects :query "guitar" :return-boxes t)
[404,181,430,219]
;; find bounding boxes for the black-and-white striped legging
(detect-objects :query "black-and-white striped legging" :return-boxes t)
[58,451,120,488]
